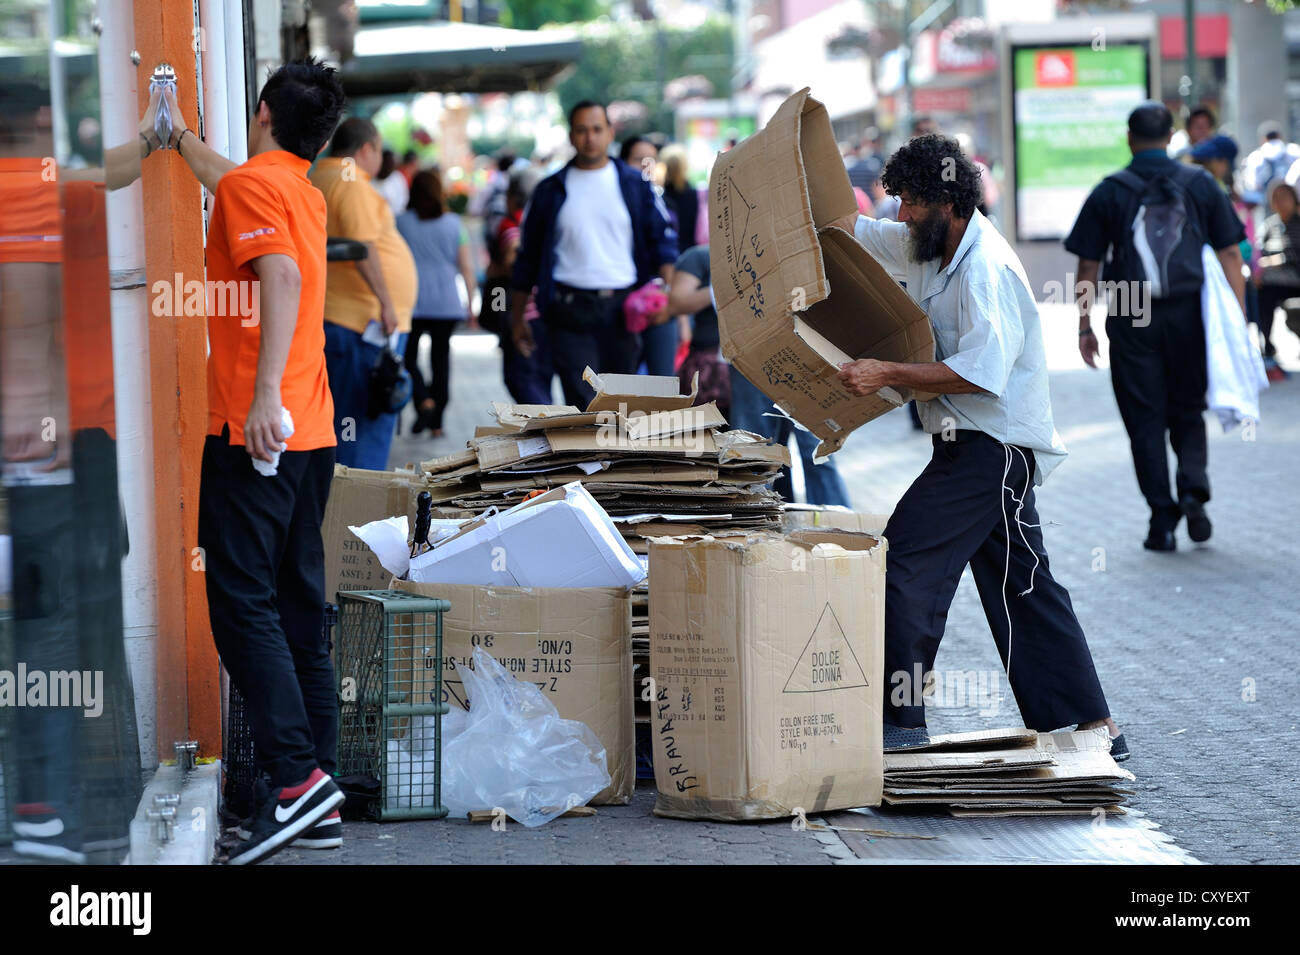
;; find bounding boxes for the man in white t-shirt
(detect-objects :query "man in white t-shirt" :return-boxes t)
[509,101,679,405]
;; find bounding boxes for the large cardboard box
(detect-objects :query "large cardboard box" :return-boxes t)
[393,579,635,806]
[648,530,885,820]
[709,88,936,458]
[321,465,420,602]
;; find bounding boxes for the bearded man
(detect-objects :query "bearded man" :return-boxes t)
[829,134,1128,759]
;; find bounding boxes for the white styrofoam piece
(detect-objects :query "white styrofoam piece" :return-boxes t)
[408,481,645,589]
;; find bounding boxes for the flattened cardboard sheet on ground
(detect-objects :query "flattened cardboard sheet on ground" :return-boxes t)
[884,742,1134,787]
[884,748,1055,775]
[1034,727,1114,754]
[709,87,935,458]
[949,805,1126,818]
[885,726,1038,753]
[885,785,1133,798]
[883,793,1122,808]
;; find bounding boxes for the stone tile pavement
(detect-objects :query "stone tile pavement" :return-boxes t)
[273,309,1300,865]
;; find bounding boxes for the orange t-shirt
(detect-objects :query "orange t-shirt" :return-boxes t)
[206,150,335,450]
[0,157,62,263]
[61,179,116,437]
[309,156,417,334]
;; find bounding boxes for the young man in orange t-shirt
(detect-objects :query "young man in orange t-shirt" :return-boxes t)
[156,60,347,864]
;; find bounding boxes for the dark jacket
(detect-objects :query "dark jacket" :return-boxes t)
[1258,211,1300,286]
[511,158,679,312]
[662,182,699,253]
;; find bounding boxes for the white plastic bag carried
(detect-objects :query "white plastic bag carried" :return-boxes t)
[1200,244,1268,431]
[387,647,609,827]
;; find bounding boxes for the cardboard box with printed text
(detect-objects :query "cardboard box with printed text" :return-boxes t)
[391,579,635,806]
[320,465,420,603]
[649,529,885,820]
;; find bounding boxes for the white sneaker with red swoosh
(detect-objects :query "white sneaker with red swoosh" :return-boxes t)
[224,768,343,866]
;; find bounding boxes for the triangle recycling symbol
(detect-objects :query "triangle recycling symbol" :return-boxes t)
[782,602,870,693]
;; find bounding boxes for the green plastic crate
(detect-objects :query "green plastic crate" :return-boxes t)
[336,590,449,820]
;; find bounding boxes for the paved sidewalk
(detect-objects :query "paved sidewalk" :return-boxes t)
[370,312,1300,864]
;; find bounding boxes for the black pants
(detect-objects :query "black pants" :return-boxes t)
[883,432,1110,731]
[1106,295,1209,533]
[545,286,639,407]
[403,318,458,429]
[1255,283,1300,358]
[198,428,337,788]
[9,428,140,858]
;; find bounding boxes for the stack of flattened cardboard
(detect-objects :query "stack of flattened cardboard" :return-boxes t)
[416,368,791,555]
[882,727,1135,817]
[413,369,791,762]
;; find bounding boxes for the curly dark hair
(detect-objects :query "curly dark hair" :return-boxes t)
[880,134,982,219]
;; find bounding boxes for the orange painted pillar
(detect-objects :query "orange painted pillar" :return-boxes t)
[133,0,221,760]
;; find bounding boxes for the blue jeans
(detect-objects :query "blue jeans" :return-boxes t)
[324,323,409,471]
[638,318,679,377]
[502,319,555,405]
[727,366,851,507]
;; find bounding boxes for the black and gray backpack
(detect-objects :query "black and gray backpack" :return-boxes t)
[1105,165,1207,299]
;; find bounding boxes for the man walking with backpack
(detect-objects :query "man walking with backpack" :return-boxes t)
[1066,102,1246,551]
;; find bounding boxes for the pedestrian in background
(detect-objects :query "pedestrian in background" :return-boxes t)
[397,169,478,438]
[660,144,699,254]
[492,166,553,404]
[1066,102,1245,551]
[311,116,418,469]
[1169,105,1216,160]
[374,146,409,216]
[910,114,938,137]
[1254,180,1300,360]
[397,148,420,187]
[510,102,677,406]
[848,127,885,194]
[1190,134,1269,368]
[476,150,516,252]
[667,243,729,421]
[661,146,702,365]
[1243,121,1300,208]
[620,134,658,180]
[622,134,681,377]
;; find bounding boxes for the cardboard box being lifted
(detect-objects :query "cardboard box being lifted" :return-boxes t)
[709,88,936,457]
[649,530,885,820]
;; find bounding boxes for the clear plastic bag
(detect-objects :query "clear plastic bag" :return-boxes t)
[389,647,610,827]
